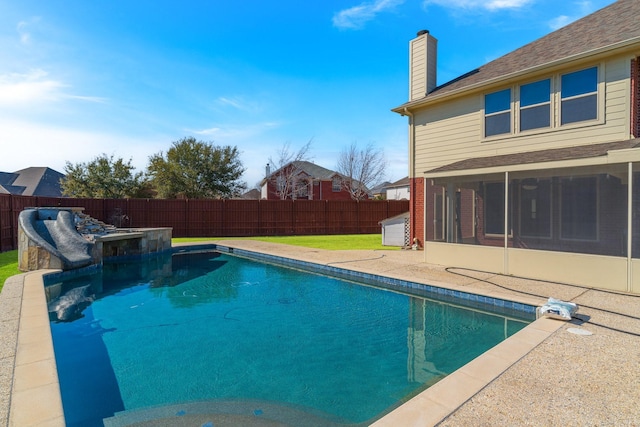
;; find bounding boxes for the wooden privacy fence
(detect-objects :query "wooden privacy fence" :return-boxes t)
[0,194,409,252]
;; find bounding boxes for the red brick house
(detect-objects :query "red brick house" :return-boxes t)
[260,161,369,200]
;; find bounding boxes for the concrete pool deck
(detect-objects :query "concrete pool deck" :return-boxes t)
[1,240,639,426]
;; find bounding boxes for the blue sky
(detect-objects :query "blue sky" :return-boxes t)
[0,0,614,188]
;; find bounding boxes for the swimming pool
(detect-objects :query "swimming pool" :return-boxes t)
[45,248,534,426]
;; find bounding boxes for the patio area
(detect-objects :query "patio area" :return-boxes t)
[1,240,639,426]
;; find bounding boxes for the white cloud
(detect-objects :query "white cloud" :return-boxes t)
[191,127,222,136]
[548,15,572,30]
[422,0,532,10]
[0,118,161,173]
[333,0,404,30]
[0,70,64,105]
[547,1,596,30]
[186,122,281,139]
[16,17,41,45]
[214,96,264,114]
[0,70,106,106]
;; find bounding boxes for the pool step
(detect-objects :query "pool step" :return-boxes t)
[102,399,352,427]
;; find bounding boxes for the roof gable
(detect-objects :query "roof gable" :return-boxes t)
[0,167,65,197]
[386,176,409,188]
[0,172,18,186]
[397,0,640,109]
[268,160,337,180]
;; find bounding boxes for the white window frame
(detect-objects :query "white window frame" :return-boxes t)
[559,66,600,127]
[518,78,552,133]
[332,176,341,192]
[482,63,603,141]
[483,88,512,138]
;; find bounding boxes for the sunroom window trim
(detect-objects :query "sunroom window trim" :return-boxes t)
[518,179,553,239]
[483,181,513,238]
[559,175,600,242]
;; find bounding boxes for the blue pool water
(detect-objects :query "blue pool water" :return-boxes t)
[46,250,532,426]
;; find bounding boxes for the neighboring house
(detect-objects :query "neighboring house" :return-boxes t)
[239,189,261,200]
[260,161,369,200]
[385,176,410,200]
[369,181,391,199]
[0,167,65,197]
[392,0,640,293]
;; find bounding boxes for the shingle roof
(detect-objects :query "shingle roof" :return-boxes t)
[290,161,338,180]
[0,172,18,186]
[386,176,409,188]
[397,0,640,109]
[0,167,65,197]
[426,139,640,174]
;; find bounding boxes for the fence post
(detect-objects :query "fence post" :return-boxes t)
[10,194,15,251]
[326,200,331,234]
[222,199,226,237]
[184,199,189,238]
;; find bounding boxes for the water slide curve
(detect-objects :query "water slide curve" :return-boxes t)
[19,208,94,270]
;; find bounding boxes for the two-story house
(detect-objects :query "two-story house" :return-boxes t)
[260,161,369,200]
[393,0,640,293]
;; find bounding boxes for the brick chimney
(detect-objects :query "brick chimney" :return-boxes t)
[409,30,437,101]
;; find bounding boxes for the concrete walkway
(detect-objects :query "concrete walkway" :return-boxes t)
[1,241,639,426]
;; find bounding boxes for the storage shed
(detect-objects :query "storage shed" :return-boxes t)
[380,212,410,247]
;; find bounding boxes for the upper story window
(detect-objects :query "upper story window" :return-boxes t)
[560,67,598,125]
[484,89,511,137]
[295,180,309,198]
[483,65,600,140]
[332,176,341,192]
[520,79,551,131]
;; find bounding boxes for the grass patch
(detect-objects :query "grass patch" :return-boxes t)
[172,234,400,251]
[0,250,20,293]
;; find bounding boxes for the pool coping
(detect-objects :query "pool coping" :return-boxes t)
[5,245,566,427]
[8,270,65,427]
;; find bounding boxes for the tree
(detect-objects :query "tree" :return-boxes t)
[147,137,246,199]
[61,154,149,198]
[336,142,387,200]
[267,140,313,200]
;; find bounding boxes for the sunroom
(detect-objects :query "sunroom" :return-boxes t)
[422,139,640,293]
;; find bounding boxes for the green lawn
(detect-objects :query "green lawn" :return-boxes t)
[172,234,400,251]
[0,250,20,293]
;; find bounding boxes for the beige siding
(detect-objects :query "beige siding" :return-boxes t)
[426,36,437,94]
[413,95,482,175]
[425,242,505,272]
[412,55,632,176]
[509,249,628,291]
[410,37,426,101]
[425,244,632,292]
